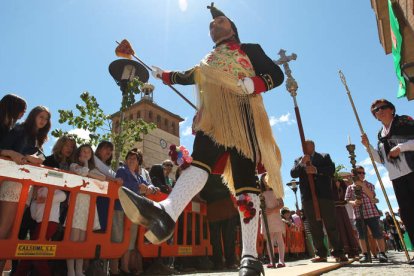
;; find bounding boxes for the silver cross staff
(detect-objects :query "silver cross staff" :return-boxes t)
[274,49,298,99]
[275,49,322,221]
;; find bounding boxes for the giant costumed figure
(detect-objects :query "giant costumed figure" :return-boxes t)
[118,3,284,275]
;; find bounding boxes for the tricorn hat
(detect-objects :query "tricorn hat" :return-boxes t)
[207,2,240,43]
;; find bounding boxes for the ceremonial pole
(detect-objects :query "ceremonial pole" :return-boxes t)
[339,70,411,262]
[275,50,321,221]
[116,41,197,110]
[258,176,276,267]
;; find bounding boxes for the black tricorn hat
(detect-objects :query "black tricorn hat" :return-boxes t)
[207,2,240,43]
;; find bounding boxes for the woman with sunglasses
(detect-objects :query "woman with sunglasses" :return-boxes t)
[361,98,414,261]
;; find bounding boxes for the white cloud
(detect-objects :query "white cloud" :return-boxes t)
[179,117,188,126]
[269,112,295,127]
[68,128,91,141]
[358,157,373,167]
[182,126,192,137]
[178,0,188,11]
[388,194,397,201]
[374,171,393,189]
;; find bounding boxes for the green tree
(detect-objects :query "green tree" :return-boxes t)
[52,87,156,168]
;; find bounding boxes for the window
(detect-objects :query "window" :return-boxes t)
[157,115,161,123]
[148,111,153,120]
[164,118,169,126]
[171,122,176,134]
[137,111,141,118]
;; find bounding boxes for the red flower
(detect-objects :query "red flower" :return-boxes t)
[237,57,252,69]
[243,218,250,224]
[227,42,240,50]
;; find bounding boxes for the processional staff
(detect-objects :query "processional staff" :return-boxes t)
[339,70,411,262]
[275,50,321,221]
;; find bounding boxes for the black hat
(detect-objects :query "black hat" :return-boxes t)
[207,2,240,43]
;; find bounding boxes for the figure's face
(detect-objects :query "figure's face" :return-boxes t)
[372,103,394,123]
[62,140,76,158]
[126,154,138,171]
[163,163,173,175]
[79,146,92,162]
[209,16,234,44]
[35,111,49,129]
[304,141,315,155]
[355,168,366,181]
[97,146,113,163]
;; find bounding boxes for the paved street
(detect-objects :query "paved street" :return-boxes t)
[324,251,414,276]
[178,251,413,275]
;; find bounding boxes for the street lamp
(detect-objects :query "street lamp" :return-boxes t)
[108,59,149,168]
[286,179,300,211]
[109,59,149,91]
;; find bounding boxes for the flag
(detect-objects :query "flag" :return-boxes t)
[388,0,406,98]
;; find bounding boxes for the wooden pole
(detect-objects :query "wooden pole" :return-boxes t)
[275,50,321,221]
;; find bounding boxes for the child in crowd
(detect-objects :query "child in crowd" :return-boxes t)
[68,144,105,276]
[260,173,286,268]
[14,187,66,276]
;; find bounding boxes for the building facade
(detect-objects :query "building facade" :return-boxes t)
[371,0,414,100]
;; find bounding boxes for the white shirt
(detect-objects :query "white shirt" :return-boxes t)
[30,187,66,223]
[94,156,116,179]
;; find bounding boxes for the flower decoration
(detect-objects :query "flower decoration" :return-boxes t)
[236,193,257,224]
[169,144,193,170]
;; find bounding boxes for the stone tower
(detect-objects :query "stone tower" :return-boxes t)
[111,84,184,169]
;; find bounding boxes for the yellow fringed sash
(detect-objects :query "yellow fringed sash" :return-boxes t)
[193,63,284,198]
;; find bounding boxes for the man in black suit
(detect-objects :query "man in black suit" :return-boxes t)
[291,140,347,262]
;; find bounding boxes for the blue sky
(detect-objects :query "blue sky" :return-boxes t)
[1,0,413,215]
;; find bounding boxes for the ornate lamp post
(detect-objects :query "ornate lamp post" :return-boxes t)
[108,59,149,167]
[286,179,300,211]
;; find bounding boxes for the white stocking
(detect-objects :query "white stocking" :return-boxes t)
[275,232,285,264]
[160,165,208,221]
[67,259,75,276]
[239,193,260,258]
[75,259,85,276]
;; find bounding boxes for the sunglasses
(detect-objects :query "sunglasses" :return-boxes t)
[372,105,391,113]
[356,171,365,175]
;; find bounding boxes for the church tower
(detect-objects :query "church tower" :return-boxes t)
[111,84,184,169]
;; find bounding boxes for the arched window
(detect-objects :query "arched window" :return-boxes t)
[148,111,153,120]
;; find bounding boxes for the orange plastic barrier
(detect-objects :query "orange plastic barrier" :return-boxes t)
[0,158,129,260]
[0,158,212,260]
[136,193,212,257]
[256,221,306,256]
[285,225,306,254]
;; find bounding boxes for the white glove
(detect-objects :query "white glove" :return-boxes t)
[151,66,164,80]
[237,77,255,94]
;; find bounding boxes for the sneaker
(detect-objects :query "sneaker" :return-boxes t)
[379,252,388,263]
[311,257,327,263]
[359,254,370,263]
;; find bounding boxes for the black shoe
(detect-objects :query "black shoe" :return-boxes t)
[359,254,370,263]
[379,252,388,263]
[118,186,175,244]
[239,256,264,276]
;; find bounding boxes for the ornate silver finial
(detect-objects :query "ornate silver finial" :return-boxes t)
[274,49,298,97]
